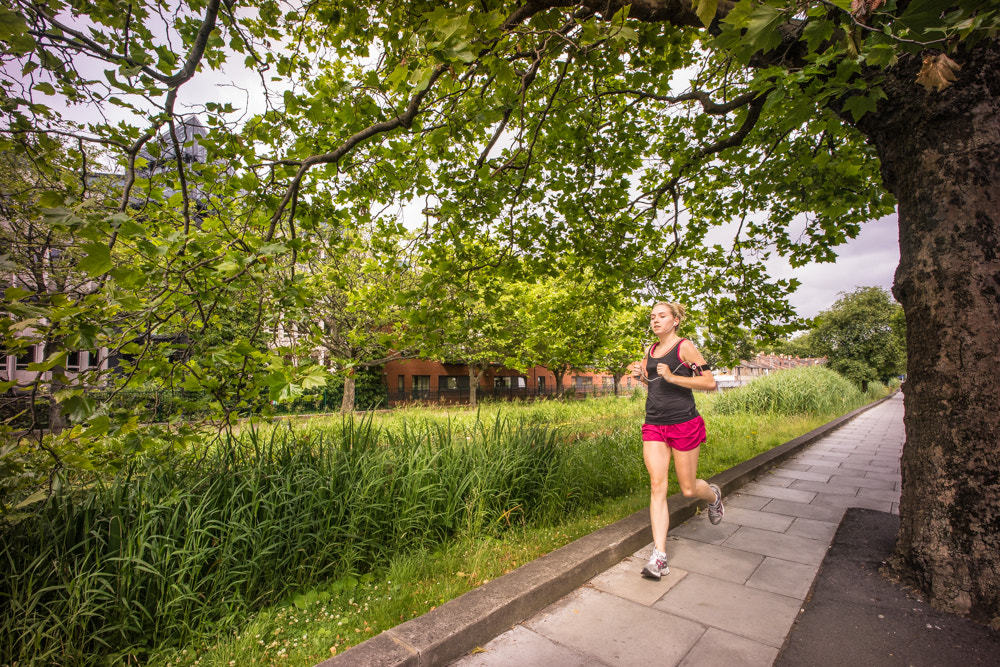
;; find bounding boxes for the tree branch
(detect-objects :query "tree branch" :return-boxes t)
[265,64,449,241]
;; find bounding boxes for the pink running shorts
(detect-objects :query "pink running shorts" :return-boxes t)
[641,416,706,451]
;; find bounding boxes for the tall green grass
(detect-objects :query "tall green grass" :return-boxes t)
[712,366,883,415]
[1,414,600,665]
[1,367,888,664]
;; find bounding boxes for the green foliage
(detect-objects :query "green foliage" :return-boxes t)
[273,367,388,413]
[1,366,887,663]
[0,415,567,663]
[780,287,906,387]
[511,274,617,390]
[0,0,993,604]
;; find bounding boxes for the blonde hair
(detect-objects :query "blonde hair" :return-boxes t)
[651,301,685,329]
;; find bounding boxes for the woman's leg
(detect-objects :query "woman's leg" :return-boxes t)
[672,446,717,503]
[643,440,671,552]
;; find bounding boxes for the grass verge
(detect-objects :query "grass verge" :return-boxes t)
[150,408,841,667]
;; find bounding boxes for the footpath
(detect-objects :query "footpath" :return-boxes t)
[322,393,1000,666]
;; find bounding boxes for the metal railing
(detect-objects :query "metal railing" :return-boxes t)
[386,384,641,406]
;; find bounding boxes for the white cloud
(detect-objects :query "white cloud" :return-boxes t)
[768,213,899,318]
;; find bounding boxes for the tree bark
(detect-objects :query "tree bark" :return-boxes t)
[340,374,356,413]
[553,367,565,396]
[468,366,479,408]
[45,334,68,434]
[856,40,1000,620]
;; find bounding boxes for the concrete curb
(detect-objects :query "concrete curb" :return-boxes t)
[317,392,898,667]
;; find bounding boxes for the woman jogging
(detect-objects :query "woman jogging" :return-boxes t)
[633,302,724,580]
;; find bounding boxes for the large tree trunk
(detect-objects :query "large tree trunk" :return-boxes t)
[857,40,1000,620]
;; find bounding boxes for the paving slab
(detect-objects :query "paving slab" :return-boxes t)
[858,487,901,502]
[785,517,839,542]
[527,587,707,667]
[669,516,741,544]
[752,473,794,488]
[745,557,819,600]
[829,473,897,490]
[451,625,598,667]
[663,536,765,583]
[788,479,861,496]
[655,572,802,647]
[588,557,688,606]
[761,498,846,522]
[769,468,832,483]
[801,463,845,475]
[714,505,795,533]
[678,627,778,667]
[739,483,817,504]
[722,526,830,565]
[838,462,899,475]
[723,493,770,510]
[810,492,893,512]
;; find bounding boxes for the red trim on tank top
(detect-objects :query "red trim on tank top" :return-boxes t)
[650,338,685,359]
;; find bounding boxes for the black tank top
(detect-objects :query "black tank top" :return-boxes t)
[644,339,699,425]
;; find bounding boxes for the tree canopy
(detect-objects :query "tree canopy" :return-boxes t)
[779,286,906,388]
[2,0,998,617]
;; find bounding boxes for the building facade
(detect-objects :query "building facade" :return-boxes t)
[382,358,644,405]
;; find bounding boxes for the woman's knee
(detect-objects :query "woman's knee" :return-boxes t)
[679,483,698,498]
[649,477,669,495]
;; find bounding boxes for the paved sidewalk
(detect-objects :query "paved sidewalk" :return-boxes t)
[451,393,905,666]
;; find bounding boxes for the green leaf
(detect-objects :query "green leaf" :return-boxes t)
[842,92,880,122]
[38,190,65,208]
[27,349,67,372]
[744,4,785,53]
[0,8,27,41]
[34,82,55,96]
[5,286,32,301]
[693,0,719,28]
[62,393,97,422]
[863,43,898,67]
[802,19,835,53]
[78,242,113,277]
[300,365,328,389]
[81,415,111,438]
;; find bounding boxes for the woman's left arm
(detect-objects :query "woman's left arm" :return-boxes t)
[656,340,718,391]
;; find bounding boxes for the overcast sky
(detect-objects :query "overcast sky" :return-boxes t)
[766,212,900,319]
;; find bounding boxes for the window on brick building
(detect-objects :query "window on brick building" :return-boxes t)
[412,375,430,396]
[439,375,469,392]
[66,350,81,370]
[574,376,593,392]
[537,376,546,390]
[397,375,405,394]
[495,376,526,389]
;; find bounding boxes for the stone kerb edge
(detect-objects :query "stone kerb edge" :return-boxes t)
[317,392,897,667]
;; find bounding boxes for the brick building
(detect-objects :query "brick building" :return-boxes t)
[713,353,826,388]
[382,358,644,404]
